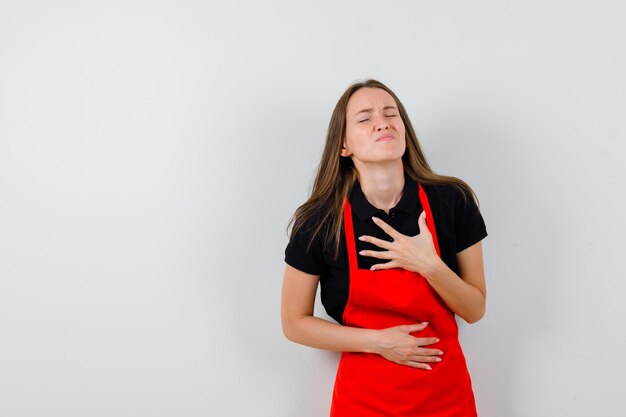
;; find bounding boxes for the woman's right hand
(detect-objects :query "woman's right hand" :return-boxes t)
[372,322,444,370]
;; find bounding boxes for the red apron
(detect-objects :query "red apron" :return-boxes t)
[329,182,477,417]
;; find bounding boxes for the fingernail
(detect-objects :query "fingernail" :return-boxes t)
[435,338,440,342]
[426,366,432,370]
[439,351,444,355]
[358,236,365,240]
[372,216,378,221]
[421,321,429,325]
[435,357,442,362]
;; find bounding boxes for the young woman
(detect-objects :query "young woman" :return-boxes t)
[281,79,488,417]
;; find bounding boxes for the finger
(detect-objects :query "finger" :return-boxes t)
[417,348,445,356]
[358,234,393,250]
[404,322,429,332]
[359,248,391,260]
[371,216,402,240]
[417,210,430,235]
[415,337,440,346]
[411,355,443,363]
[405,361,432,371]
[370,260,400,271]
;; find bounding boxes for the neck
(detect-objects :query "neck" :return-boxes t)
[355,161,405,214]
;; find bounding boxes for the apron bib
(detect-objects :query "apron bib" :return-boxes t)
[329,182,478,417]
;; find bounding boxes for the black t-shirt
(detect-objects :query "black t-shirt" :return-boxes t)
[284,173,488,325]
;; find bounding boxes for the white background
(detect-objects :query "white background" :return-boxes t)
[1,1,625,416]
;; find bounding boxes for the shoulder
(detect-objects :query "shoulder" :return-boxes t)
[288,210,325,248]
[284,210,328,276]
[417,179,487,254]
[422,181,476,201]
[420,181,484,230]
[420,182,464,208]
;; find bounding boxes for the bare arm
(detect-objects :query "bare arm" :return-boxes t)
[280,263,379,353]
[280,263,443,370]
[423,241,487,324]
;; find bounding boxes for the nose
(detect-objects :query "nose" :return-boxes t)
[374,114,389,131]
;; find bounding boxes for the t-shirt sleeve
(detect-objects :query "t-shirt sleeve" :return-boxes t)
[454,187,488,253]
[284,218,325,276]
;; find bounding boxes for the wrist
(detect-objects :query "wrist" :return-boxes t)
[363,328,381,354]
[423,256,446,281]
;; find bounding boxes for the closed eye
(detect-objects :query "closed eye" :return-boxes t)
[358,115,396,123]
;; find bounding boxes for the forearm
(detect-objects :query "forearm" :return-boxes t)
[423,258,486,324]
[284,315,379,353]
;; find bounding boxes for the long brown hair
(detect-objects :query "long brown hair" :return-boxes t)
[286,79,481,262]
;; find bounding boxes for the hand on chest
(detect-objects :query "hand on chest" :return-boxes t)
[354,208,422,270]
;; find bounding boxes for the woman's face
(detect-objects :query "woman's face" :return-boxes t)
[341,87,406,164]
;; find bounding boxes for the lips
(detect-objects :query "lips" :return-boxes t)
[376,135,394,142]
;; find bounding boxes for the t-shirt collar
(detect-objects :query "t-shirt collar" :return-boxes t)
[349,172,419,222]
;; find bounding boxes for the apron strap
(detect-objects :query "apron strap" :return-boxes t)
[342,180,442,272]
[418,182,441,258]
[342,195,359,273]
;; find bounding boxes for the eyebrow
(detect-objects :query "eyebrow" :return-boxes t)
[352,106,398,118]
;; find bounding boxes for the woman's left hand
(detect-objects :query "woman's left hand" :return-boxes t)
[358,210,440,275]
